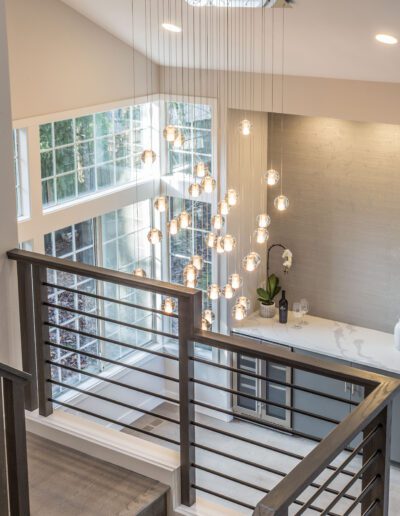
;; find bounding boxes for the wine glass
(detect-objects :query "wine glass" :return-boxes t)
[293,302,302,329]
[300,298,309,324]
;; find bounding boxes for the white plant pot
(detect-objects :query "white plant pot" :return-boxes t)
[259,302,276,318]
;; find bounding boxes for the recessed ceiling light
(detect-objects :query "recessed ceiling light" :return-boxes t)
[375,33,398,45]
[162,22,182,33]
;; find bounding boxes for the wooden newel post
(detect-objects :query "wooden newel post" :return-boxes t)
[178,291,202,507]
[32,265,53,417]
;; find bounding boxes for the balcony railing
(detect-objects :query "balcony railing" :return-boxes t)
[8,248,400,515]
[0,361,31,516]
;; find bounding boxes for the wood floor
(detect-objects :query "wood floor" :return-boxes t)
[27,433,169,516]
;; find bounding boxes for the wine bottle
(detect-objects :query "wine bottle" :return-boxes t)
[279,290,288,324]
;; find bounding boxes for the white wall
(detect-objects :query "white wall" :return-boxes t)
[5,0,160,121]
[0,0,21,367]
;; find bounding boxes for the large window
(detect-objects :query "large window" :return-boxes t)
[40,103,158,208]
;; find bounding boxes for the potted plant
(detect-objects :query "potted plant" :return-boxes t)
[257,274,281,318]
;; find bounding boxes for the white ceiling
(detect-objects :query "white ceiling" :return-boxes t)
[61,0,400,83]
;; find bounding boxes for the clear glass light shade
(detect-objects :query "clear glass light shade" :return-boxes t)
[218,200,230,216]
[173,131,185,149]
[154,196,167,212]
[195,162,208,178]
[184,278,198,288]
[221,234,236,252]
[161,297,176,314]
[183,264,198,282]
[207,283,221,300]
[216,236,225,254]
[190,255,204,271]
[202,309,215,324]
[133,268,147,277]
[225,189,239,206]
[168,218,179,235]
[242,252,261,272]
[254,227,269,244]
[141,149,156,166]
[188,183,202,198]
[237,296,251,311]
[257,213,271,228]
[201,318,212,331]
[240,119,252,136]
[264,169,280,186]
[211,214,225,231]
[163,125,179,142]
[232,303,247,321]
[205,232,217,248]
[222,283,236,299]
[274,195,290,211]
[229,273,243,290]
[147,228,163,245]
[201,174,216,194]
[178,210,191,229]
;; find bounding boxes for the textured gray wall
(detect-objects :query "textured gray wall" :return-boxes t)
[267,114,400,333]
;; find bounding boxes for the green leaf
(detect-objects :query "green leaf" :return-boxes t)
[257,288,268,299]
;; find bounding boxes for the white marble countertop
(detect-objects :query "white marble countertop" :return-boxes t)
[232,311,400,377]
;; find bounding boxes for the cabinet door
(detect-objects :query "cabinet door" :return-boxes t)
[233,353,260,416]
[292,349,352,440]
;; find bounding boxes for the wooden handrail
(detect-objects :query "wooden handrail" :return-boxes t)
[0,362,30,383]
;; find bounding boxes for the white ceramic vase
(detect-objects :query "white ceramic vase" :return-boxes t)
[260,302,276,319]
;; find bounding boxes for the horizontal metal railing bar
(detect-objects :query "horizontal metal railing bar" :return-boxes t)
[191,420,355,478]
[191,484,256,511]
[43,281,179,318]
[190,355,359,407]
[191,463,341,516]
[342,475,379,516]
[320,451,380,516]
[295,425,380,515]
[8,249,197,298]
[44,303,178,340]
[191,377,341,425]
[48,360,180,404]
[48,379,180,424]
[192,442,357,502]
[193,330,390,388]
[362,499,379,516]
[45,323,179,360]
[0,362,31,383]
[50,398,180,445]
[254,379,400,515]
[46,341,179,382]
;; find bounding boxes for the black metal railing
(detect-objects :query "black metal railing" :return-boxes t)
[8,249,400,515]
[0,362,31,516]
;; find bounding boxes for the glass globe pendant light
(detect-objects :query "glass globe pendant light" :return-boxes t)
[201,318,212,331]
[173,131,185,149]
[201,174,216,194]
[147,228,163,245]
[188,183,202,198]
[254,227,269,244]
[184,278,198,288]
[264,169,280,186]
[257,213,271,229]
[211,214,225,231]
[202,309,215,325]
[242,252,261,272]
[207,283,221,300]
[154,196,167,212]
[141,149,156,166]
[168,218,179,236]
[163,125,179,143]
[229,273,243,290]
[190,255,203,271]
[225,189,239,207]
[216,236,225,254]
[274,194,290,211]
[178,210,191,229]
[205,232,217,248]
[237,296,251,312]
[161,297,176,314]
[218,199,230,216]
[183,264,198,282]
[222,283,236,300]
[232,303,247,321]
[195,162,207,178]
[239,119,252,136]
[221,234,236,253]
[133,268,147,277]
